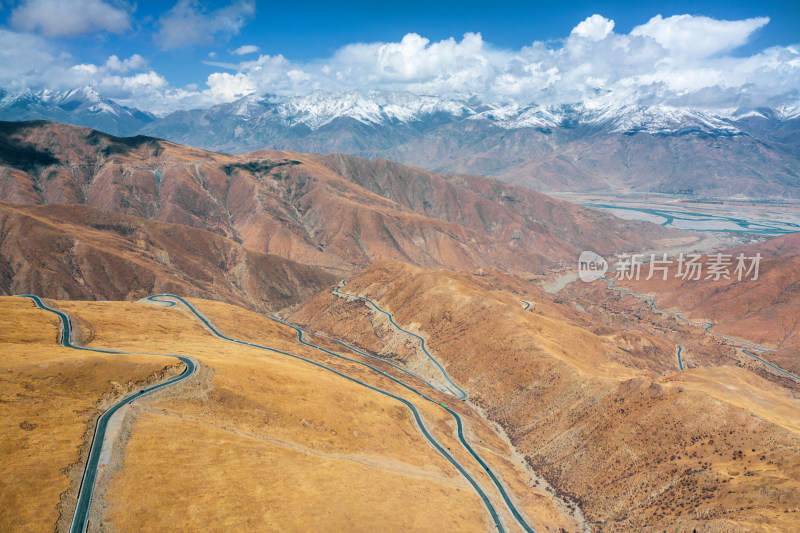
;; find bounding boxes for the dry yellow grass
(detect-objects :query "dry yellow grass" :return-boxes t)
[0,297,175,533]
[0,293,593,532]
[665,366,800,435]
[186,298,584,532]
[52,300,511,531]
[58,301,465,471]
[287,261,800,531]
[107,410,488,532]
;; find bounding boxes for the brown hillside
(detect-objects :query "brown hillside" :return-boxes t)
[0,120,692,276]
[287,261,800,531]
[0,202,335,311]
[621,232,800,373]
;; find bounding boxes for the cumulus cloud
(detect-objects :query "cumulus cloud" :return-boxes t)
[2,13,798,113]
[631,14,770,58]
[330,32,504,86]
[205,71,257,100]
[104,54,148,73]
[571,14,615,41]
[10,0,131,37]
[194,14,794,109]
[230,44,259,55]
[0,29,171,106]
[0,29,58,91]
[154,0,255,49]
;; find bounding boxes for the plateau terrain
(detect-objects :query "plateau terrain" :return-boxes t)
[3,5,800,532]
[1,121,797,533]
[3,88,799,198]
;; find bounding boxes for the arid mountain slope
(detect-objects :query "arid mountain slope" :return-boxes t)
[316,154,676,257]
[6,90,799,198]
[0,202,335,311]
[0,297,177,533]
[133,92,800,199]
[621,232,800,373]
[287,261,800,532]
[386,127,800,198]
[2,295,588,532]
[0,120,689,276]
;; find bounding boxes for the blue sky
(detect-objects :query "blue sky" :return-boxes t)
[0,0,798,113]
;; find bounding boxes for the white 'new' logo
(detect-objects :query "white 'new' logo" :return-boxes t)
[578,251,608,282]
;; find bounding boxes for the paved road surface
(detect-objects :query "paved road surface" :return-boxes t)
[17,295,196,533]
[602,280,800,382]
[333,285,468,400]
[147,294,538,533]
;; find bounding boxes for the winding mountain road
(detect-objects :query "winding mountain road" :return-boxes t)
[270,310,538,533]
[147,294,538,533]
[17,295,196,533]
[603,279,800,382]
[332,285,468,400]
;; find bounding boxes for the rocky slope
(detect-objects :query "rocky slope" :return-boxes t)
[621,232,800,374]
[141,93,800,198]
[0,120,687,278]
[287,260,800,532]
[137,92,800,199]
[0,202,335,311]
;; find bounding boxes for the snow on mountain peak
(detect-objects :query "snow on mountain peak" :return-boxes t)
[0,86,154,135]
[266,90,472,129]
[219,91,757,135]
[3,86,797,140]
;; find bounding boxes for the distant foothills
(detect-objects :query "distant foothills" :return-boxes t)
[2,86,799,198]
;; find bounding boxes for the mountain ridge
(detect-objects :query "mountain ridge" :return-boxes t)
[2,87,799,198]
[0,119,688,281]
[5,86,799,142]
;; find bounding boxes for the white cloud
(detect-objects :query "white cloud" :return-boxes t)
[0,29,169,104]
[10,0,131,37]
[96,71,170,98]
[2,13,798,113]
[205,71,256,100]
[571,14,615,41]
[330,32,499,83]
[231,44,260,55]
[154,0,255,49]
[631,14,770,58]
[63,58,168,102]
[161,15,797,111]
[192,15,792,109]
[104,54,148,74]
[0,29,58,91]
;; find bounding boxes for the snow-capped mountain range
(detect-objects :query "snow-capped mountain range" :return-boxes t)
[2,86,798,139]
[151,89,800,136]
[2,86,799,198]
[261,91,475,130]
[0,86,155,136]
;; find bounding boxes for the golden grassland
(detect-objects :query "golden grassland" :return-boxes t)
[47,298,581,532]
[12,272,798,532]
[186,298,582,532]
[0,297,175,533]
[665,366,800,434]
